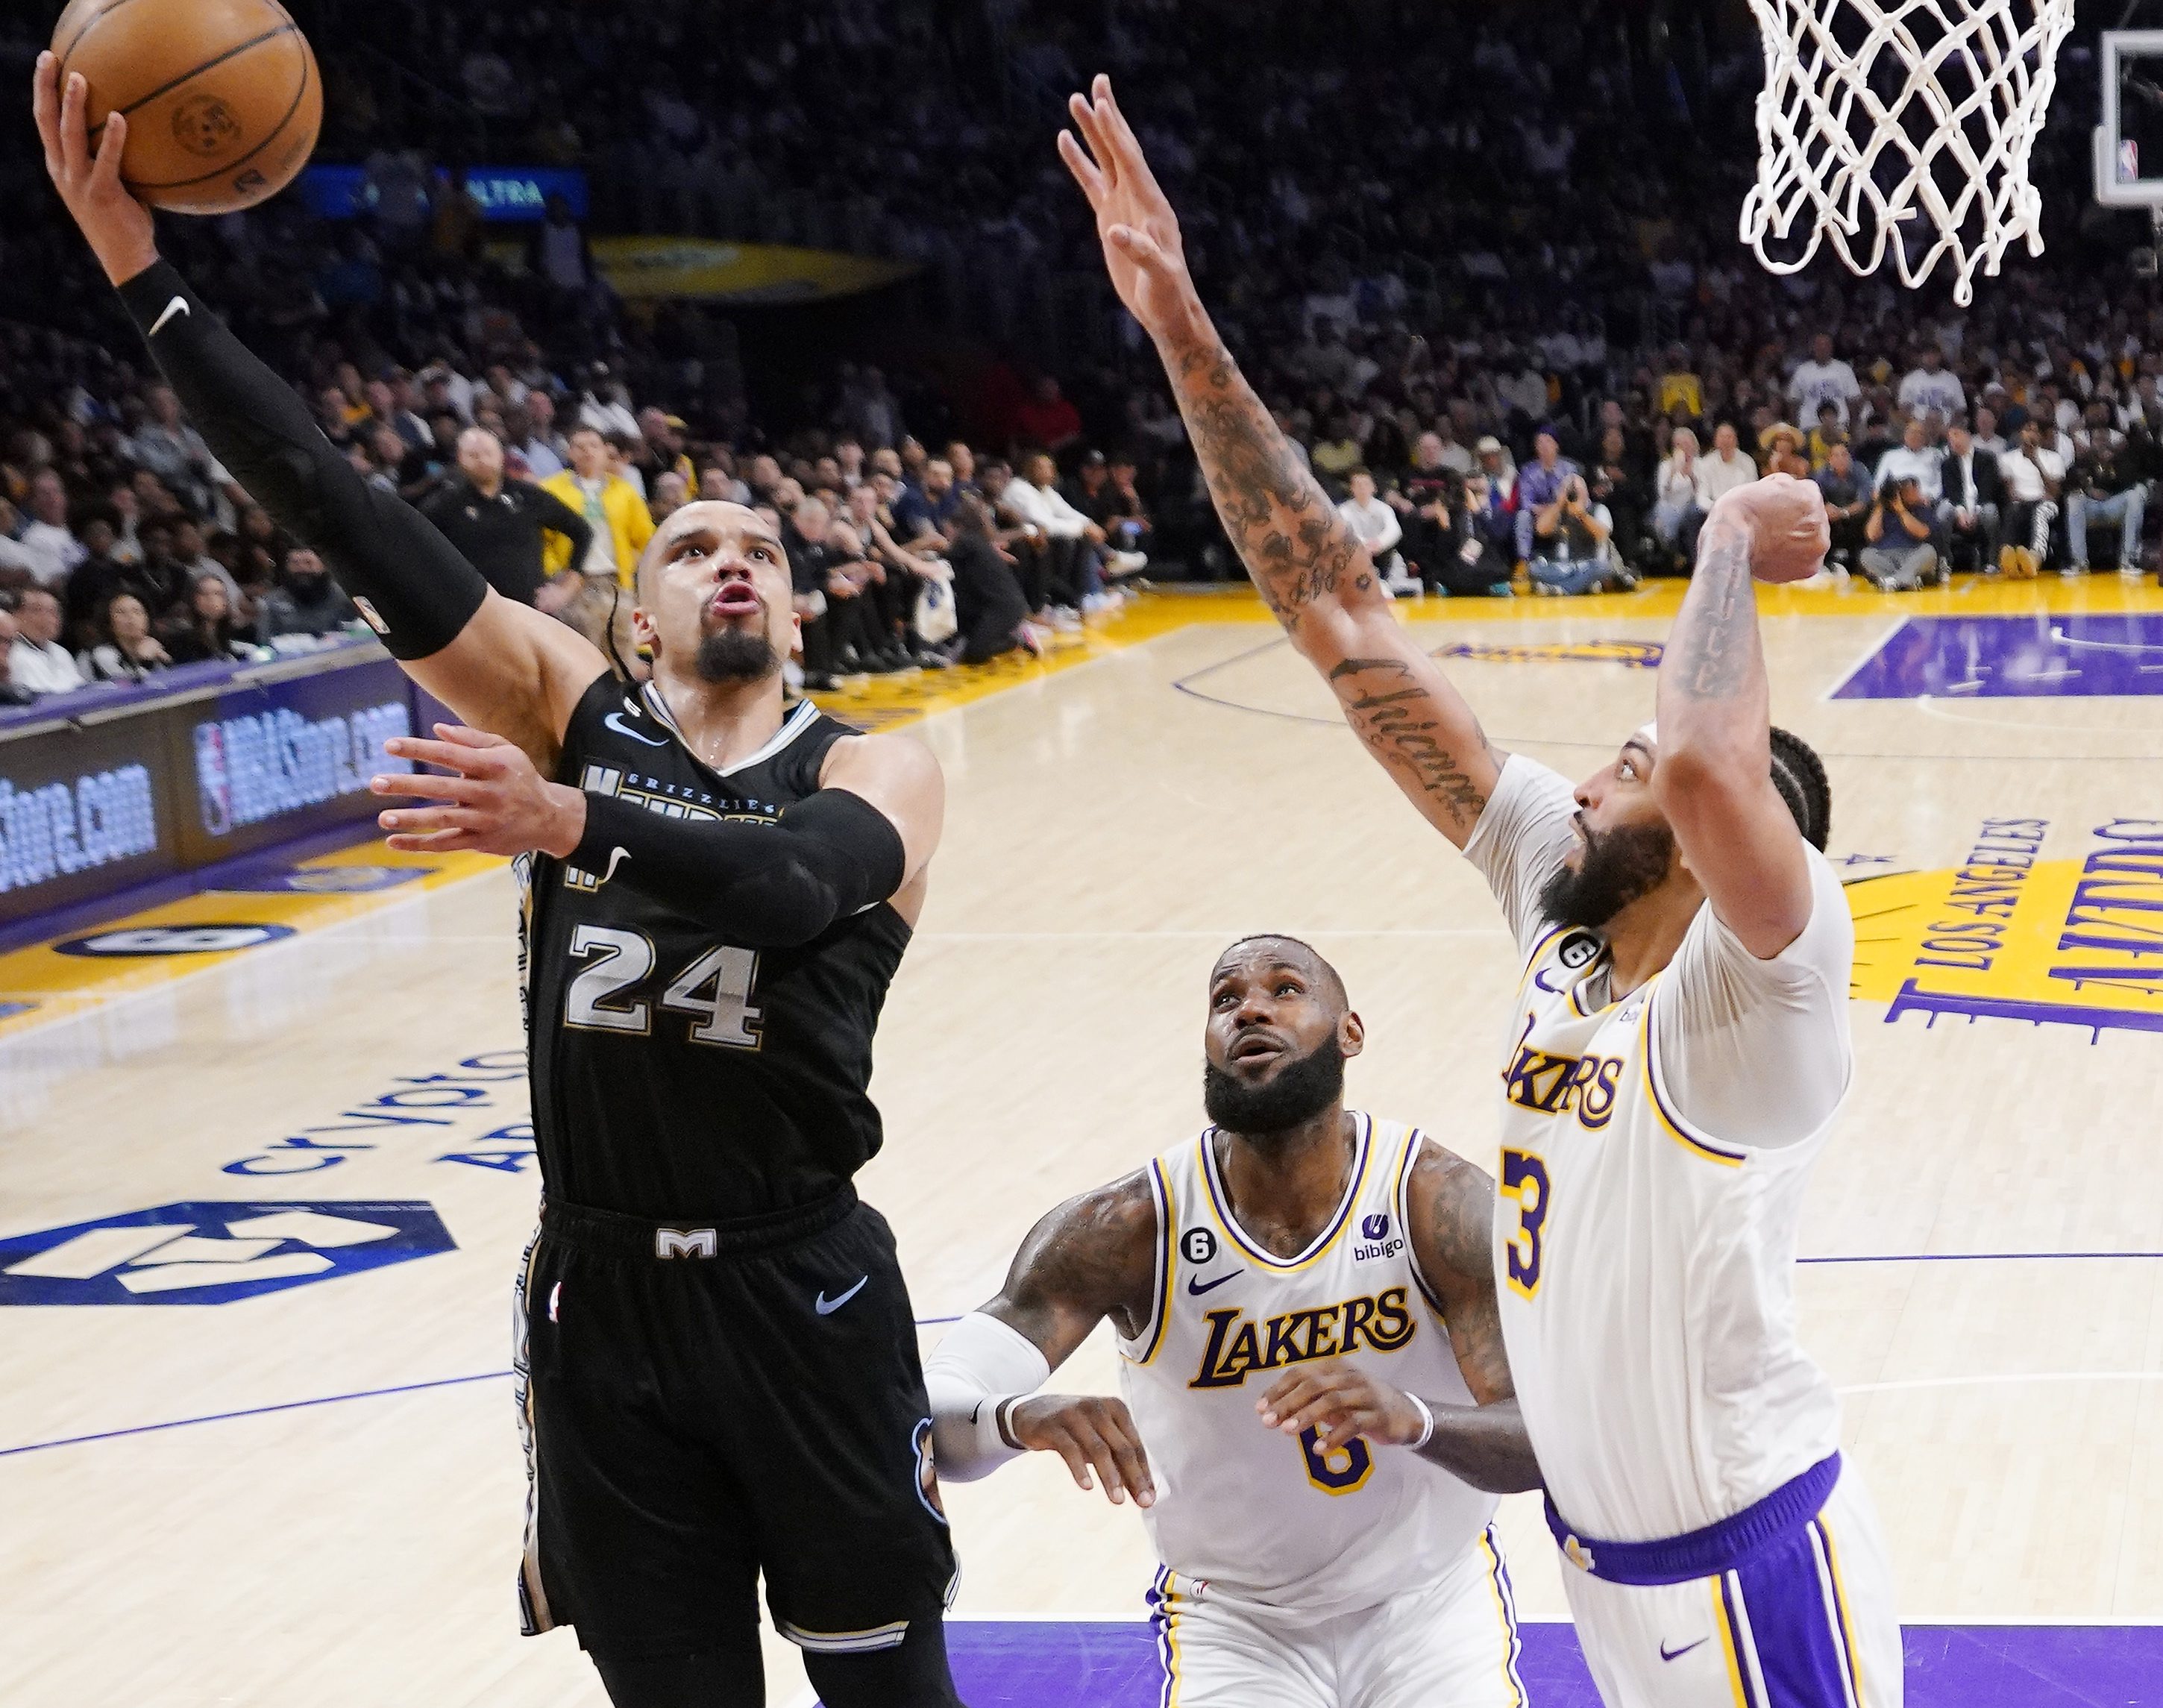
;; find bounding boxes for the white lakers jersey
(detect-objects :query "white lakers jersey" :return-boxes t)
[1115,1113,1499,1624]
[1463,755,1852,1545]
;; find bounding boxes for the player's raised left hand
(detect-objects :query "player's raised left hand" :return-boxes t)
[1258,1362,1425,1451]
[1059,75,1204,348]
[371,723,586,858]
[32,52,158,287]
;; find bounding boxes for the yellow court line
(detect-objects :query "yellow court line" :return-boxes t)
[807,574,2163,732]
[801,591,1242,732]
[0,842,505,1037]
[8,571,2162,1029]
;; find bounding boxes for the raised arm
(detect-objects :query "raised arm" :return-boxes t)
[1254,1142,1542,1494]
[1059,77,1501,847]
[923,1174,1159,1505]
[1653,477,1827,956]
[34,55,601,769]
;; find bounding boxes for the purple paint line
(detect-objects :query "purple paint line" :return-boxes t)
[1834,612,2163,701]
[0,1316,976,1459]
[1,1266,2144,1462]
[908,1619,2163,1707]
[1168,638,2144,759]
[0,1369,512,1459]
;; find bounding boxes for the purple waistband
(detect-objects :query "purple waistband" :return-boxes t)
[1544,1452,1842,1586]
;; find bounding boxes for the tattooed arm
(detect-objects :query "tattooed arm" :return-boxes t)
[1058,76,1502,847]
[963,1172,1162,1505]
[1653,478,1825,956]
[1255,1142,1540,1492]
[985,1172,1161,1361]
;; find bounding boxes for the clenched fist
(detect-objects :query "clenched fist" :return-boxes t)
[1704,473,1830,585]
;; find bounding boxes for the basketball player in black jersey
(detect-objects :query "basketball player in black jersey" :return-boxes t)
[40,57,963,1708]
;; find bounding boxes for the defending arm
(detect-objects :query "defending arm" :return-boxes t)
[922,1311,1054,1482]
[117,261,487,660]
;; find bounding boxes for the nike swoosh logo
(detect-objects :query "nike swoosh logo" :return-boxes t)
[1660,1638,1709,1663]
[604,711,669,746]
[601,847,630,883]
[816,1276,868,1315]
[1186,1270,1242,1296]
[148,295,190,337]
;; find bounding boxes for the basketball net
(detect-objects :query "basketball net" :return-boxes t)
[1740,0,2077,305]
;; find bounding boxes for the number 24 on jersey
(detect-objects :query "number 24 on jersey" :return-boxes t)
[563,925,764,1048]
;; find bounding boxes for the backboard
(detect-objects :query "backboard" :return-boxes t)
[2094,30,2163,207]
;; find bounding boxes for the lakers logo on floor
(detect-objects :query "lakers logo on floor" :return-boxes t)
[1847,815,2163,1038]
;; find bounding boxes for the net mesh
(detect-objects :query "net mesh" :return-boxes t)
[1740,0,2077,304]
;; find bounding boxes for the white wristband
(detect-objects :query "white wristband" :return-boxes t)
[1404,1391,1436,1451]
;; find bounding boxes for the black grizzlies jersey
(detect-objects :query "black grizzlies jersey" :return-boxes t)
[518,674,911,1220]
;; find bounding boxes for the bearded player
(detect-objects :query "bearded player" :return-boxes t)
[1061,78,1900,1708]
[926,935,1540,1707]
[40,58,964,1707]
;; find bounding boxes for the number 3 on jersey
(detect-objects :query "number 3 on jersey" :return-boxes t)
[565,925,763,1049]
[1499,1149,1550,1299]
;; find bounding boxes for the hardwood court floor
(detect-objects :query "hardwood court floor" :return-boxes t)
[2,577,2161,1705]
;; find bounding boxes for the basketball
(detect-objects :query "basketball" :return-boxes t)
[53,0,320,216]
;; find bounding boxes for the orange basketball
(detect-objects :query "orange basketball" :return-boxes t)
[54,0,321,216]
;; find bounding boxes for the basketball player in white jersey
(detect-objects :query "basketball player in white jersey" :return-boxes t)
[925,935,1540,1707]
[1058,78,1902,1708]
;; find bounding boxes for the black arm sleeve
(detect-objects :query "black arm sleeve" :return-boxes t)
[535,484,594,570]
[116,260,489,659]
[570,787,907,949]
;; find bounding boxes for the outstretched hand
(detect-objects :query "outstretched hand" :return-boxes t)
[1058,75,1201,346]
[32,51,158,287]
[1007,1392,1155,1507]
[371,723,587,858]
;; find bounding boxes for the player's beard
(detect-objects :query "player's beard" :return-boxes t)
[694,627,782,683]
[1202,1035,1346,1138]
[1536,820,1677,929]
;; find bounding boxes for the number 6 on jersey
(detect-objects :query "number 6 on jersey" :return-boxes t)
[1499,1149,1549,1299]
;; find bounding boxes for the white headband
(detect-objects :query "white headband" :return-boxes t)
[1633,720,1657,748]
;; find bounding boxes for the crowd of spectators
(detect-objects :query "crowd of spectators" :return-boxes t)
[7,0,2163,708]
[0,336,1173,703]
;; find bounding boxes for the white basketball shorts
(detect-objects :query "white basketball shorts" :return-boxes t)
[1559,1461,1903,1708]
[1146,1523,1527,1708]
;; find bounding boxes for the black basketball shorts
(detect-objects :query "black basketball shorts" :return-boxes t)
[512,1189,958,1660]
